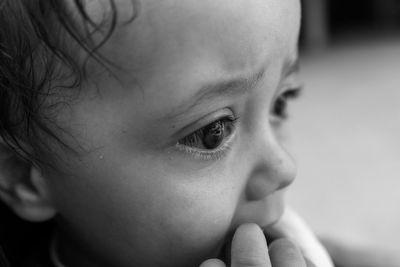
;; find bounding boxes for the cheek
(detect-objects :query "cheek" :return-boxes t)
[102,173,236,266]
[48,154,238,267]
[118,168,236,260]
[146,188,234,260]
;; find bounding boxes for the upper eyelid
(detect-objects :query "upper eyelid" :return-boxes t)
[282,86,303,98]
[276,72,303,99]
[280,57,301,86]
[180,115,238,143]
[282,57,300,77]
[172,109,236,140]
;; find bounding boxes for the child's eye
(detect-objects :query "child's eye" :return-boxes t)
[175,116,238,160]
[272,87,302,120]
[178,117,237,150]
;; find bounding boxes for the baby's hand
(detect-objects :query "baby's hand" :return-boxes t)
[200,224,315,267]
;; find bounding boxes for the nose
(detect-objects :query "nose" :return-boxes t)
[245,133,297,201]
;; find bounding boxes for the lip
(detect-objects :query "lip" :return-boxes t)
[257,191,286,228]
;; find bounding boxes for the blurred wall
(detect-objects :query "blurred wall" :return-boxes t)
[289,0,400,256]
[301,0,400,49]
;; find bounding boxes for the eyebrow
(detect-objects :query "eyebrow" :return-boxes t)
[164,57,299,121]
[162,65,266,121]
[192,65,267,106]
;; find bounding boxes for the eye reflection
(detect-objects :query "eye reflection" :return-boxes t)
[178,117,237,150]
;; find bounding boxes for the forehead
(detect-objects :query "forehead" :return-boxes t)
[92,0,300,82]
[145,0,296,64]
[49,0,301,160]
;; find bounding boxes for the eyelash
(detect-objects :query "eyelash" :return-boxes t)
[272,87,302,120]
[175,116,239,161]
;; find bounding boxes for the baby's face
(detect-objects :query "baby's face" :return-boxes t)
[43,0,301,266]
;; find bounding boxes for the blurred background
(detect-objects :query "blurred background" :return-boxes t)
[287,0,400,260]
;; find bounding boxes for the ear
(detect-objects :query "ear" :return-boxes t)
[0,141,56,222]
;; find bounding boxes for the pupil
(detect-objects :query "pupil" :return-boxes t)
[203,121,224,149]
[274,97,287,118]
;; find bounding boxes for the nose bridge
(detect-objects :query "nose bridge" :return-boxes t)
[245,129,297,201]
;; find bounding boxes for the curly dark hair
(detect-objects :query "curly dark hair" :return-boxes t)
[0,1,138,265]
[0,0,138,164]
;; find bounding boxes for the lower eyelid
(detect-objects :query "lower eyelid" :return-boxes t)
[174,128,237,161]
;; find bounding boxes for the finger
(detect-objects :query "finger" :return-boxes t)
[305,257,317,267]
[199,258,226,267]
[231,223,271,267]
[269,238,306,267]
[267,207,334,267]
